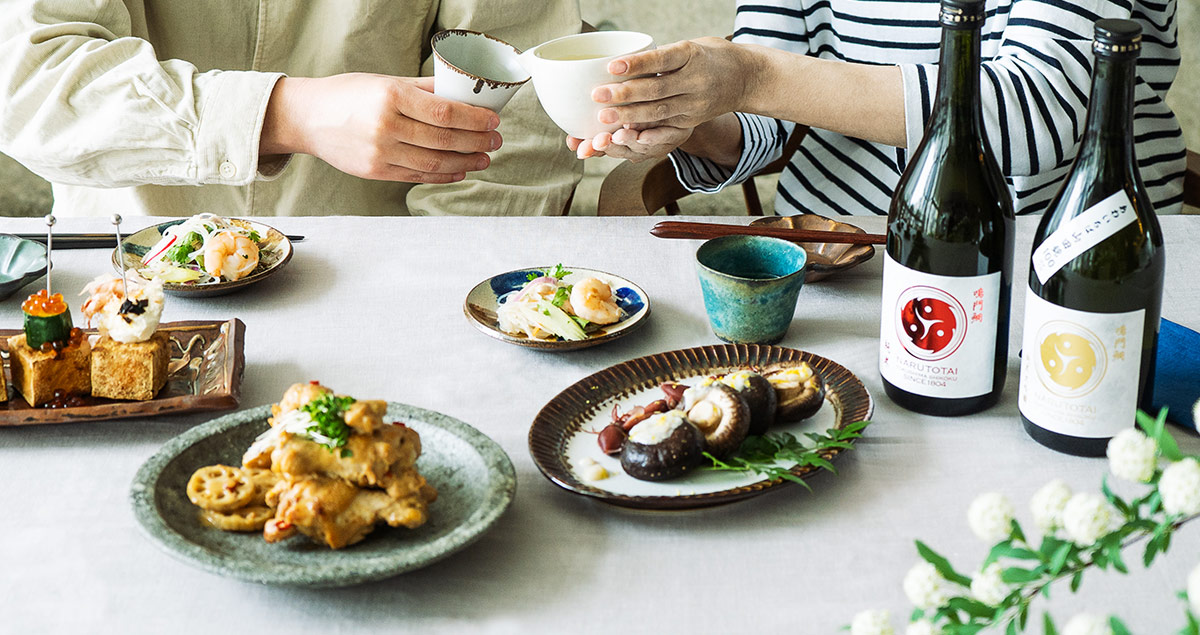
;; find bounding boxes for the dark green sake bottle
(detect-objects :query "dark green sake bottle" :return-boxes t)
[879,0,1015,416]
[1018,19,1164,456]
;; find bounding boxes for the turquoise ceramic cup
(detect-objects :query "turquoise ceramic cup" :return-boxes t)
[695,235,808,344]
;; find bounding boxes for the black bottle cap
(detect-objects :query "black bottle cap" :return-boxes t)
[939,0,986,28]
[1094,18,1141,58]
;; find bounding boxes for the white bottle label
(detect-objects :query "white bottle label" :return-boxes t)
[1031,190,1136,284]
[879,253,1001,399]
[1018,290,1144,438]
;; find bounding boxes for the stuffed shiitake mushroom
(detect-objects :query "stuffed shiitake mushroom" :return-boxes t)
[620,410,707,481]
[766,363,825,422]
[704,370,776,436]
[681,383,751,458]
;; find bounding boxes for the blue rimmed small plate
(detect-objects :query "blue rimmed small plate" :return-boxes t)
[0,235,47,301]
[463,266,650,351]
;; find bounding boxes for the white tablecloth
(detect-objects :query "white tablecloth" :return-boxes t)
[1,215,1197,634]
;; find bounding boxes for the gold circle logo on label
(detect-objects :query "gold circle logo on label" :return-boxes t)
[1035,320,1107,398]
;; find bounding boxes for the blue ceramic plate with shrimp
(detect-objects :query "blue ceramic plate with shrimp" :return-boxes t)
[113,217,293,298]
[463,266,650,351]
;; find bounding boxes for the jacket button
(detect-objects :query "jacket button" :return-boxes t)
[219,161,237,178]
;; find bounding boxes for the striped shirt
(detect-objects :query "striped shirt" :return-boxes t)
[670,0,1185,216]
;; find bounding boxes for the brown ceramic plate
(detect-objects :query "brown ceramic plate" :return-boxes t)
[0,319,244,425]
[528,344,873,510]
[749,214,876,281]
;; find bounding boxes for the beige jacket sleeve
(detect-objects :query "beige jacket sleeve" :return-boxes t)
[406,0,584,217]
[0,1,281,188]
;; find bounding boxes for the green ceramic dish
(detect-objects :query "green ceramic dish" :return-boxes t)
[130,402,516,587]
[0,234,47,301]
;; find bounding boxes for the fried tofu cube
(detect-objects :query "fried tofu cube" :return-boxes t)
[7,334,92,406]
[90,332,170,401]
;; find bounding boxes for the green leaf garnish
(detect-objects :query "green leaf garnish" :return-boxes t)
[300,393,356,453]
[549,264,572,280]
[165,231,203,264]
[701,421,869,490]
[551,286,572,308]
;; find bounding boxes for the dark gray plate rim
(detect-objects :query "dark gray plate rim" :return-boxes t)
[114,219,293,298]
[528,344,873,510]
[130,402,516,587]
[463,265,651,351]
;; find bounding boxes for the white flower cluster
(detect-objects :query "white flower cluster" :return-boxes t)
[1159,458,1200,517]
[904,619,938,635]
[903,562,958,610]
[969,562,1010,606]
[967,493,1015,543]
[1061,492,1118,545]
[1061,613,1112,635]
[850,609,894,635]
[1106,428,1158,483]
[1031,479,1073,534]
[1189,562,1200,615]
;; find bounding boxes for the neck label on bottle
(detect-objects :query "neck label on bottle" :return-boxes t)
[1018,289,1144,438]
[1031,190,1136,284]
[879,253,1000,398]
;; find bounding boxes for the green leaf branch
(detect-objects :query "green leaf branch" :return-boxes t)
[850,409,1200,635]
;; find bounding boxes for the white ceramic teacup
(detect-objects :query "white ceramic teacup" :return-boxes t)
[518,31,655,139]
[432,29,530,112]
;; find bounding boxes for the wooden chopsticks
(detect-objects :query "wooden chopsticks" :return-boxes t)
[650,221,886,246]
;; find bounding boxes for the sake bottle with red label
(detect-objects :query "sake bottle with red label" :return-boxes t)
[1018,19,1164,456]
[878,0,1015,416]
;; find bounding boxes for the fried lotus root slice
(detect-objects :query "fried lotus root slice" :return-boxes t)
[243,467,281,506]
[201,506,274,532]
[186,465,255,512]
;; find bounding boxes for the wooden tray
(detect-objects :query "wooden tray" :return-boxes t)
[0,319,244,425]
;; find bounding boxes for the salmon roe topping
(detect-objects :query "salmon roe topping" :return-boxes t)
[21,289,68,317]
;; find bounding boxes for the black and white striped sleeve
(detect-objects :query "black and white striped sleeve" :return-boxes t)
[668,0,808,194]
[668,113,796,193]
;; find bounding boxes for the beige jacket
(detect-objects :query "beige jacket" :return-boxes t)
[0,0,583,217]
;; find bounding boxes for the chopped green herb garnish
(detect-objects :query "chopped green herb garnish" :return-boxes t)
[300,393,356,453]
[165,231,203,264]
[246,230,262,242]
[548,264,571,280]
[571,315,590,329]
[551,286,572,308]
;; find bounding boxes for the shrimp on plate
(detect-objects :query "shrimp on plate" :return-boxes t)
[204,230,260,281]
[569,277,621,325]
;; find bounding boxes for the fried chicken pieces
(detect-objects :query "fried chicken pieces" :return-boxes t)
[186,382,437,549]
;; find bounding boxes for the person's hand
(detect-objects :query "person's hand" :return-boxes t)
[598,37,748,129]
[566,125,693,162]
[565,37,749,161]
[261,73,503,184]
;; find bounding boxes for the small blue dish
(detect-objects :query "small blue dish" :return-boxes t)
[465,266,650,351]
[0,234,48,301]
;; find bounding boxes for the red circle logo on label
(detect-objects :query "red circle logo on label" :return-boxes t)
[895,286,968,361]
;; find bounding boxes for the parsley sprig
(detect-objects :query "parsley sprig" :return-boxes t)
[300,393,356,458]
[702,420,870,490]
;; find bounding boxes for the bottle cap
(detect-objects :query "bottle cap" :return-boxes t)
[939,0,986,27]
[1094,19,1141,58]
